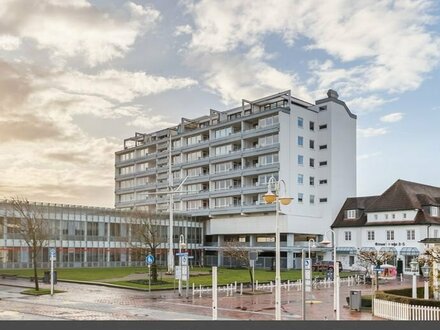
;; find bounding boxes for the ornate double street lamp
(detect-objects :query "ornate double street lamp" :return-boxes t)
[308,238,316,259]
[320,229,340,320]
[421,262,430,300]
[263,176,293,320]
[410,258,419,299]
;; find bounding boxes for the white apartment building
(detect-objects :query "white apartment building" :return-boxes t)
[115,89,356,268]
[332,180,440,273]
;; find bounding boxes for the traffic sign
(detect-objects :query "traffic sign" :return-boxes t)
[49,248,56,261]
[304,258,311,270]
[176,252,188,256]
[146,254,155,265]
[181,255,188,266]
[175,266,188,280]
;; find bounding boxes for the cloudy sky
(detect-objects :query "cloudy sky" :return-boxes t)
[1,0,440,207]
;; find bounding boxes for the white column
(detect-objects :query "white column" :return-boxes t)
[275,198,281,320]
[412,274,417,298]
[212,266,218,320]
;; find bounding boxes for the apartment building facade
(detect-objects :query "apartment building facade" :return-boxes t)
[0,201,203,269]
[115,89,357,268]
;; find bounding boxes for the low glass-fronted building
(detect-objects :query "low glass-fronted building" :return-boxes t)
[0,201,203,269]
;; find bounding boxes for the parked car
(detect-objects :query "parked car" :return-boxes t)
[312,260,343,272]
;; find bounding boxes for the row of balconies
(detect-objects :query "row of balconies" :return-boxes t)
[115,122,280,165]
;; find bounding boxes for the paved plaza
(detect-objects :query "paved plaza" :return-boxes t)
[0,276,421,321]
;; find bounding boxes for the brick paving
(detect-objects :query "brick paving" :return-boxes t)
[0,276,423,320]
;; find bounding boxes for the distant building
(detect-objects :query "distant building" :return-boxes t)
[0,201,203,269]
[332,180,440,273]
[115,90,357,268]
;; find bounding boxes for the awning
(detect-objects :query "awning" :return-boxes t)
[400,247,419,256]
[360,247,376,252]
[379,247,397,255]
[336,247,357,254]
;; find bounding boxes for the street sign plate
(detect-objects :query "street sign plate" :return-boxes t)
[249,251,258,261]
[145,254,155,265]
[49,248,56,261]
[175,266,188,280]
[181,255,188,266]
[176,252,188,256]
[305,269,311,280]
[304,258,311,270]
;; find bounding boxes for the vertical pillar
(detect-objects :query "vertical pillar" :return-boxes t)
[287,234,294,269]
[212,266,218,320]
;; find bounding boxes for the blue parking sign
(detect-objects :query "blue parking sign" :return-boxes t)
[146,255,155,265]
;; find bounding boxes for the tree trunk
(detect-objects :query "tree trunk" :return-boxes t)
[33,249,39,291]
[151,248,158,282]
[248,267,254,290]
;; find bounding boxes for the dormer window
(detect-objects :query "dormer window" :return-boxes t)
[431,206,439,217]
[346,209,357,219]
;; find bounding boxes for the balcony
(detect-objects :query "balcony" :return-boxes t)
[242,162,280,176]
[242,143,280,157]
[242,123,280,138]
[180,157,210,168]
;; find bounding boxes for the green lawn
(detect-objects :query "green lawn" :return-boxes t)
[2,267,353,291]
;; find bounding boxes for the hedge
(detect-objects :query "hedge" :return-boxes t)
[375,287,440,308]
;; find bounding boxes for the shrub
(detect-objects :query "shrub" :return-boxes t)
[361,295,372,308]
[376,287,440,308]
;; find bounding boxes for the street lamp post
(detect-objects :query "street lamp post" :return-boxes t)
[410,258,419,299]
[308,238,316,259]
[320,229,340,320]
[178,234,186,296]
[263,176,293,321]
[421,262,430,300]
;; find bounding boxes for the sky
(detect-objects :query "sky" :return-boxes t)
[0,0,440,207]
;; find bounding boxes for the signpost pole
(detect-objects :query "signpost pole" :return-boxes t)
[148,264,151,293]
[212,266,218,320]
[50,255,54,296]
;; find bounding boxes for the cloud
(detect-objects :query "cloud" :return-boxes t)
[0,34,21,50]
[357,152,382,161]
[0,0,161,66]
[183,0,440,103]
[346,95,397,115]
[175,24,193,36]
[127,114,176,131]
[357,127,388,138]
[380,112,404,123]
[0,115,65,142]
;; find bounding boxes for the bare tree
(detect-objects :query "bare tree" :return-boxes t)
[424,246,440,263]
[130,209,165,282]
[223,241,254,289]
[357,250,393,290]
[8,197,50,291]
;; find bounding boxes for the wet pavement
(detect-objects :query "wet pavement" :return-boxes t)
[0,276,422,320]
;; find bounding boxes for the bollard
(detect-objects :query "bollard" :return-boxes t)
[240,283,243,295]
[199,284,202,298]
[256,280,259,290]
[192,283,195,297]
[235,281,237,292]
[287,280,290,291]
[270,281,273,292]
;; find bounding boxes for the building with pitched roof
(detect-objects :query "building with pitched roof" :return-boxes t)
[331,179,440,272]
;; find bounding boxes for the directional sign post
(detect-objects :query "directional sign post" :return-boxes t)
[49,248,56,296]
[145,255,154,292]
[304,258,312,292]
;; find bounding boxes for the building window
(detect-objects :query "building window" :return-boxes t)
[346,210,356,219]
[319,161,328,166]
[309,158,315,168]
[297,174,304,185]
[309,176,315,186]
[298,136,304,147]
[298,155,304,165]
[319,179,327,185]
[367,231,375,241]
[319,144,328,150]
[403,213,407,219]
[309,121,315,131]
[392,214,396,219]
[386,230,394,240]
[385,214,389,220]
[344,231,352,241]
[310,195,315,204]
[434,229,439,238]
[407,230,415,240]
[319,124,327,130]
[298,193,304,203]
[319,106,327,111]
[431,207,439,217]
[319,198,328,203]
[374,214,378,220]
[309,140,315,149]
[298,117,304,128]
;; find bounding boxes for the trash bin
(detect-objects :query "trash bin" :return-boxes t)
[350,290,362,311]
[43,271,57,284]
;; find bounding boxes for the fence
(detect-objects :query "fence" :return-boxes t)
[191,275,365,297]
[204,256,288,269]
[373,298,440,320]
